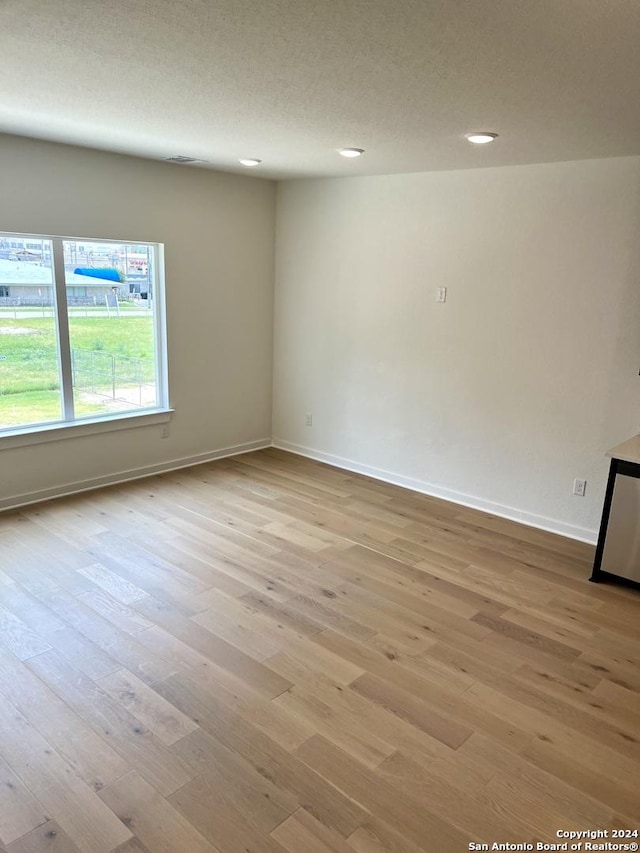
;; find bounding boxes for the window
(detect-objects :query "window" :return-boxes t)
[0,232,168,434]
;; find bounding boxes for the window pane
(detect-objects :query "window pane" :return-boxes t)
[63,240,158,418]
[0,236,62,428]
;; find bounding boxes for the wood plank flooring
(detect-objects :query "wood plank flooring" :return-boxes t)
[0,448,638,852]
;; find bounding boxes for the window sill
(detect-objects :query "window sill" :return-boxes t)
[0,408,174,450]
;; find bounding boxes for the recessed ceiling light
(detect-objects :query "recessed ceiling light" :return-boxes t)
[338,148,365,158]
[465,133,498,144]
[239,158,262,166]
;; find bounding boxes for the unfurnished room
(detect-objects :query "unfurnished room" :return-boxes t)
[0,2,639,852]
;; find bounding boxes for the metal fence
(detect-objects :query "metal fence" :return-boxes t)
[0,295,142,307]
[0,296,103,307]
[0,296,149,321]
[71,348,155,407]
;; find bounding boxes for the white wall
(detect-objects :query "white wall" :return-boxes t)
[0,134,275,505]
[3,140,638,540]
[273,157,640,541]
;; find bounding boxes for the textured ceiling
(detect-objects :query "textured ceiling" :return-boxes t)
[1,0,640,179]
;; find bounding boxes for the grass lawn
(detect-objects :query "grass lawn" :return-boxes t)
[0,389,107,426]
[0,316,155,427]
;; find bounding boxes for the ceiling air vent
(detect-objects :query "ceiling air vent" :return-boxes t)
[165,155,199,164]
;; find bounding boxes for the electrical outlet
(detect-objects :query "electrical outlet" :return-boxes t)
[304,413,313,427]
[436,287,447,303]
[160,423,170,439]
[573,478,586,497]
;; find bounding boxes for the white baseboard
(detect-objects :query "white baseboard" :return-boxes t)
[2,433,599,545]
[272,437,598,545]
[0,438,271,513]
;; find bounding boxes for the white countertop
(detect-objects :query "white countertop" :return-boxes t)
[607,435,640,464]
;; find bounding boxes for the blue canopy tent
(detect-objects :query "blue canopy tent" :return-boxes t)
[73,267,123,282]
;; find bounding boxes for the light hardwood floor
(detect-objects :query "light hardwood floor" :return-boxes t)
[0,448,638,853]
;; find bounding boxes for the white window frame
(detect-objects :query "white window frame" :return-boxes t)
[0,231,172,448]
